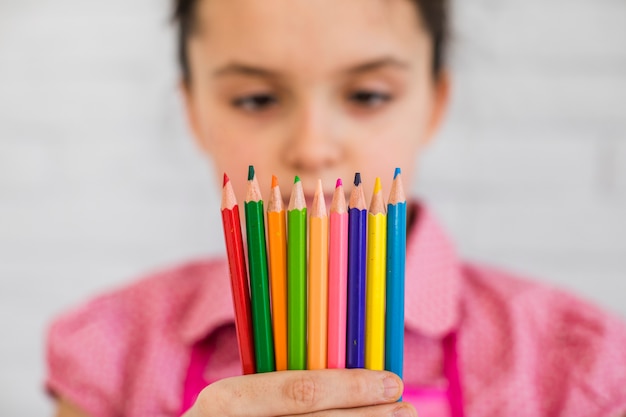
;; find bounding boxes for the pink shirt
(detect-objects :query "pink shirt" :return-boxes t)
[46,205,626,416]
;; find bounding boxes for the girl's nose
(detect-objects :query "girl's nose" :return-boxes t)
[281,103,343,173]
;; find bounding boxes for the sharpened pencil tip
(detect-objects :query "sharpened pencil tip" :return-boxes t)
[354,172,361,186]
[394,167,401,179]
[271,175,278,188]
[294,175,301,184]
[336,178,342,188]
[248,165,255,181]
[374,177,382,194]
[223,173,229,186]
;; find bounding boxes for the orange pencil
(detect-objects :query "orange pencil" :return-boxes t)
[308,179,329,370]
[267,175,288,371]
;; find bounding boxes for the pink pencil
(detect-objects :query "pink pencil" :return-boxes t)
[327,178,349,368]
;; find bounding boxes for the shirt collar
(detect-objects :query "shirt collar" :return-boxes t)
[404,203,462,338]
[179,258,234,344]
[180,202,462,344]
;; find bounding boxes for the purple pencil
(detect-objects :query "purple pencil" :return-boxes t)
[346,173,367,369]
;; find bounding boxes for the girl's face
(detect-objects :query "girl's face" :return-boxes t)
[184,0,449,203]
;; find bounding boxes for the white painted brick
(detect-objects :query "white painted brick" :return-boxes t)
[448,71,626,127]
[454,0,626,69]
[615,140,626,196]
[0,138,55,189]
[419,127,599,201]
[451,0,626,129]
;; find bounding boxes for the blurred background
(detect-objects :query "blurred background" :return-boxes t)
[1,0,625,414]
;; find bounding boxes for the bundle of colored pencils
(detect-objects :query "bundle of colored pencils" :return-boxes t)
[221,167,407,379]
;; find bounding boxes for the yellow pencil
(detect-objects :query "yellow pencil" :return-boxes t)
[365,177,387,370]
[308,179,329,370]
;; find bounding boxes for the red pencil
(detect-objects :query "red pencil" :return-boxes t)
[221,173,256,375]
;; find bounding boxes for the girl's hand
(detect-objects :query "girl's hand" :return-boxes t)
[184,369,415,417]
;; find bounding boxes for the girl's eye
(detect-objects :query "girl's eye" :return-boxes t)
[232,94,278,112]
[348,90,392,108]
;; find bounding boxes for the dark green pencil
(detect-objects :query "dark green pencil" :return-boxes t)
[244,165,275,373]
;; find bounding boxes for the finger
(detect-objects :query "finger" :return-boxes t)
[195,369,403,417]
[303,401,417,417]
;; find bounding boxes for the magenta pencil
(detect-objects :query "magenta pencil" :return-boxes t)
[327,178,349,369]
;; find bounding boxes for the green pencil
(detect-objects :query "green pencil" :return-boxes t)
[287,176,307,370]
[244,166,275,373]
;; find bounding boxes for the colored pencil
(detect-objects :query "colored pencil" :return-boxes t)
[220,173,256,375]
[287,176,307,370]
[365,177,387,370]
[385,168,407,379]
[267,175,288,371]
[346,173,367,369]
[327,178,349,369]
[308,179,329,370]
[244,166,275,373]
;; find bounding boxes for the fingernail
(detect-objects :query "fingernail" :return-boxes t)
[393,405,413,417]
[383,376,400,399]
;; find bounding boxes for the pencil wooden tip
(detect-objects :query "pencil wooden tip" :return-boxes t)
[370,177,386,214]
[373,177,382,194]
[248,165,255,181]
[311,179,326,216]
[271,175,278,188]
[388,169,406,205]
[354,172,362,186]
[331,178,347,213]
[221,175,237,209]
[288,178,306,210]
[294,175,301,184]
[394,167,401,179]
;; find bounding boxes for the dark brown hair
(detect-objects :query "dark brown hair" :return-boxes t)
[173,0,448,83]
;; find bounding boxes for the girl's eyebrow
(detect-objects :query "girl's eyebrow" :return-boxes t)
[213,63,281,79]
[212,57,410,79]
[344,57,411,74]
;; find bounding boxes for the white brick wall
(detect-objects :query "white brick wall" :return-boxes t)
[0,0,625,414]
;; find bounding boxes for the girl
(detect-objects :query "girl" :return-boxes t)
[47,1,626,416]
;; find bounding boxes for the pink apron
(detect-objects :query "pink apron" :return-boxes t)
[180,332,464,417]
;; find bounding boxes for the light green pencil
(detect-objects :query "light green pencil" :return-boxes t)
[287,176,307,370]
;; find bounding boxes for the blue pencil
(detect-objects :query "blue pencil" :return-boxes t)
[346,173,367,369]
[385,168,407,380]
